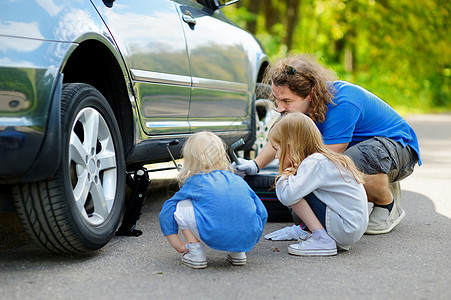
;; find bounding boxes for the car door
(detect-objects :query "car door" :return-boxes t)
[96,0,191,136]
[174,0,251,135]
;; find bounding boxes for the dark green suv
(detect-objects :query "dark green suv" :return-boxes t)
[0,0,268,253]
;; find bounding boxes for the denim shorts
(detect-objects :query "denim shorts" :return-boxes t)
[344,137,418,183]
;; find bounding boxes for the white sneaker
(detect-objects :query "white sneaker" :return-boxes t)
[288,230,337,256]
[365,202,405,235]
[182,243,207,269]
[227,252,247,266]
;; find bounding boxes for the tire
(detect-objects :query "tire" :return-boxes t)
[253,83,280,155]
[244,171,293,222]
[247,84,290,221]
[12,83,126,254]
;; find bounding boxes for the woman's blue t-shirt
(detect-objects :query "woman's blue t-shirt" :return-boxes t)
[315,81,421,165]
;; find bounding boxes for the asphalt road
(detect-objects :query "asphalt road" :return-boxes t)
[0,114,450,300]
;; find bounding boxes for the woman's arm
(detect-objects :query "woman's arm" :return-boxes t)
[325,142,348,154]
[254,142,277,170]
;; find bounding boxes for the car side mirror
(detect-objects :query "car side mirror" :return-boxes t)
[205,0,240,10]
[102,0,115,8]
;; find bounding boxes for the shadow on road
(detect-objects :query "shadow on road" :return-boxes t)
[1,186,449,262]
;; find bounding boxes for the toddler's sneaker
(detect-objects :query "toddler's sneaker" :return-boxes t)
[288,229,337,256]
[182,242,207,269]
[227,252,247,266]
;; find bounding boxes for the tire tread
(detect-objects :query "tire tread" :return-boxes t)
[12,83,125,254]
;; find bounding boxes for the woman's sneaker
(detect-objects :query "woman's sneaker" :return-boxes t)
[227,252,247,266]
[288,229,337,256]
[365,203,405,235]
[182,243,207,269]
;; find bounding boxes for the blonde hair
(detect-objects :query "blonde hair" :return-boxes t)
[269,113,364,184]
[178,131,232,185]
[264,53,338,123]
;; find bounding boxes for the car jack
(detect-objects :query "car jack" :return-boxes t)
[115,140,181,237]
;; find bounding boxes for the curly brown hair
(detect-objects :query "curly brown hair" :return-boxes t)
[264,53,338,123]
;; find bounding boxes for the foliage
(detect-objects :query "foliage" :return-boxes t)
[223,0,451,113]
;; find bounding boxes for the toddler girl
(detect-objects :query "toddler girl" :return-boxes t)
[159,131,268,268]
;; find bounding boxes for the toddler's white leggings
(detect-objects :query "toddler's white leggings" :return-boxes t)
[174,199,203,243]
[174,199,246,257]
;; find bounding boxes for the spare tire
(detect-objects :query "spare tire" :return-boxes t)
[244,166,293,222]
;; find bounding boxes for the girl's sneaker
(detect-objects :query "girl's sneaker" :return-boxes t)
[288,229,337,256]
[227,252,247,266]
[182,243,207,269]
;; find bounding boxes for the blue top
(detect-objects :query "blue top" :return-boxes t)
[159,170,268,252]
[315,81,422,165]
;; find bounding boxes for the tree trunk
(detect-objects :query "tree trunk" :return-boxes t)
[263,0,279,33]
[284,0,301,50]
[246,0,261,34]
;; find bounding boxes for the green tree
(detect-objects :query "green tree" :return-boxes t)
[224,0,451,113]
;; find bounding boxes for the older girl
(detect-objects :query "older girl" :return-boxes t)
[269,113,368,255]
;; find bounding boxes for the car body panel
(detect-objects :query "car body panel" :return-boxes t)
[176,1,251,134]
[0,0,268,186]
[0,37,69,179]
[95,0,192,135]
[0,0,130,181]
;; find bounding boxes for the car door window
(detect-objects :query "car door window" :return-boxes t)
[175,0,250,135]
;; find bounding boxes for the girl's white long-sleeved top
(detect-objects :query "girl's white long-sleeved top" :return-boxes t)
[276,153,369,248]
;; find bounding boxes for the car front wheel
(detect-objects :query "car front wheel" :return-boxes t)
[12,83,125,254]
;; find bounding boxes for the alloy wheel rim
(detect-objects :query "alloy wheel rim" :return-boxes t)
[69,107,117,226]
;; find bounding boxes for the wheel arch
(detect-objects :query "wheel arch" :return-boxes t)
[257,60,269,85]
[241,58,270,155]
[62,38,135,158]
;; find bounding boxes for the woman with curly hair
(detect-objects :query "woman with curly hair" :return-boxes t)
[235,53,421,236]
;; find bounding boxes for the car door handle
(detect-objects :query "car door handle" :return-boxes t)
[182,10,196,26]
